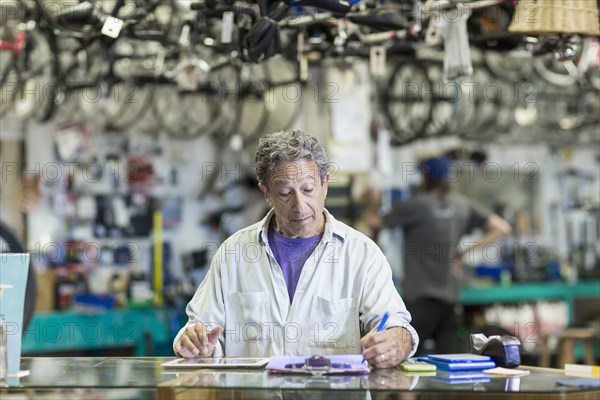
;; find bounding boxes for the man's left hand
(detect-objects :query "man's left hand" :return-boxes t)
[361,327,412,369]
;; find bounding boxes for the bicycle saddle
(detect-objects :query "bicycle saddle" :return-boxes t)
[242,17,282,63]
[470,333,521,368]
[56,1,101,27]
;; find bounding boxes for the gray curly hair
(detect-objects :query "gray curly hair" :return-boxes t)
[254,129,328,188]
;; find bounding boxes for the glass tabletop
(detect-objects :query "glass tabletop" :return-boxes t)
[9,358,180,388]
[165,365,593,395]
[3,358,596,397]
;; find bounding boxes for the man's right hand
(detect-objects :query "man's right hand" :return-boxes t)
[173,324,224,358]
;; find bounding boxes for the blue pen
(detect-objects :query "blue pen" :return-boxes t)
[362,312,390,365]
[376,311,390,332]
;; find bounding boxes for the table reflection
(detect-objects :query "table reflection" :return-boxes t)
[172,368,422,391]
[4,358,596,399]
[366,368,418,390]
[20,358,178,387]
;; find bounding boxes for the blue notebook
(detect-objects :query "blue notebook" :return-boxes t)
[427,354,492,363]
[419,354,496,371]
[435,370,487,380]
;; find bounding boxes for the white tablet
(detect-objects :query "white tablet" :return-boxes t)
[161,357,270,369]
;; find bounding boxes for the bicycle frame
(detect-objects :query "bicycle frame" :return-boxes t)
[0,31,27,54]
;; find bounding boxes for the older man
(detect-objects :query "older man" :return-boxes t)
[173,129,418,368]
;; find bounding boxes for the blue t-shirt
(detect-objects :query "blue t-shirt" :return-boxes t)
[268,221,323,302]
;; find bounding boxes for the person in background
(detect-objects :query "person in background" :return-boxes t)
[173,129,418,368]
[365,156,512,355]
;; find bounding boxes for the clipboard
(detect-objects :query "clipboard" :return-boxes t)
[267,355,369,375]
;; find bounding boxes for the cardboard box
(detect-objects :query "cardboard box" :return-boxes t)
[34,270,56,312]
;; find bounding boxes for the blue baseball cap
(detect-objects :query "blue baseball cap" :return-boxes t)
[420,157,450,181]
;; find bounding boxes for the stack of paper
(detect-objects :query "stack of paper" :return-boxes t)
[564,364,600,378]
[483,367,531,377]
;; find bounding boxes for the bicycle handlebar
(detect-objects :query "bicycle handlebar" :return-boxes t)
[285,0,353,14]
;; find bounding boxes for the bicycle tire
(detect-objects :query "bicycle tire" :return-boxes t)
[483,50,533,83]
[383,57,433,145]
[259,56,304,136]
[422,61,457,138]
[54,6,164,128]
[151,77,224,140]
[210,63,245,140]
[584,65,600,92]
[533,55,579,87]
[61,40,113,125]
[0,57,18,119]
[18,26,59,122]
[461,66,501,140]
[445,74,480,136]
[265,81,304,136]
[102,81,155,132]
[197,132,228,199]
[0,0,23,119]
[236,63,271,142]
[238,57,303,145]
[0,1,58,122]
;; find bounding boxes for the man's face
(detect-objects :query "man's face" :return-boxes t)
[259,159,329,238]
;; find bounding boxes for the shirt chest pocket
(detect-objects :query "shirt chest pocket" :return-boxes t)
[309,296,358,349]
[229,291,268,324]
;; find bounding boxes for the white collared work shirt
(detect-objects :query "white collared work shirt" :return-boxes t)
[174,209,419,357]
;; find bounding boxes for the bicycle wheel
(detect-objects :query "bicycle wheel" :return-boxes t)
[155,84,222,140]
[0,0,22,119]
[533,55,579,87]
[446,75,479,136]
[461,66,501,140]
[102,81,155,132]
[0,1,58,122]
[235,63,270,143]
[237,56,302,145]
[20,26,58,122]
[209,63,244,140]
[383,58,433,145]
[0,54,17,119]
[422,61,457,138]
[484,50,533,83]
[60,40,111,124]
[197,132,228,199]
[259,56,303,137]
[585,65,600,91]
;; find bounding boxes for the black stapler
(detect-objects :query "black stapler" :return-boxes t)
[470,333,521,368]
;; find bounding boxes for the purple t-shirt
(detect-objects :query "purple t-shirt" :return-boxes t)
[268,221,323,302]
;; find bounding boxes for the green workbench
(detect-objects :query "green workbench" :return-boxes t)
[460,280,600,323]
[21,307,178,356]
